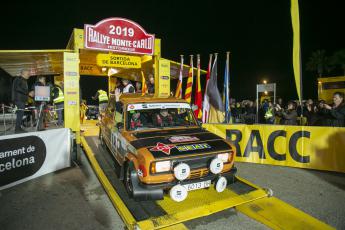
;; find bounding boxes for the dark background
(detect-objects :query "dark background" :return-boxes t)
[0,0,344,102]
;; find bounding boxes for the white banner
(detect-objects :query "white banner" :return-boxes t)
[0,128,71,190]
[127,103,191,111]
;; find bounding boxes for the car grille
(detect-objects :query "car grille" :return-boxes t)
[188,169,210,179]
[173,155,215,170]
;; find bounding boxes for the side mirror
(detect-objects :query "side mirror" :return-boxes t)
[116,122,124,130]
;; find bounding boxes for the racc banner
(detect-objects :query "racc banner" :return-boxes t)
[203,124,345,173]
[0,128,71,190]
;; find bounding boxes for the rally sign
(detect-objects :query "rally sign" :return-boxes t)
[84,18,155,55]
[96,53,141,68]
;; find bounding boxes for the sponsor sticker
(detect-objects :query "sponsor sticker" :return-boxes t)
[176,143,211,152]
[169,136,200,143]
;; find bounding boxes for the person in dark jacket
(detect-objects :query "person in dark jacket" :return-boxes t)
[320,92,345,127]
[276,101,297,125]
[12,69,32,133]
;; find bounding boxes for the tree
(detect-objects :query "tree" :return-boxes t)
[306,50,332,77]
[331,49,345,76]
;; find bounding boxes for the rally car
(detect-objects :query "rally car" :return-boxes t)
[99,94,237,202]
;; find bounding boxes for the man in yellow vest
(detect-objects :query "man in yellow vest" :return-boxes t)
[92,89,109,114]
[52,82,64,126]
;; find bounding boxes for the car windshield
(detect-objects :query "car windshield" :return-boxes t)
[126,103,198,130]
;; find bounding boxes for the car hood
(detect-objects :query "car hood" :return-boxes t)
[130,128,232,159]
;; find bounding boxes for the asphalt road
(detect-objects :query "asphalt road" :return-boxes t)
[1,153,344,230]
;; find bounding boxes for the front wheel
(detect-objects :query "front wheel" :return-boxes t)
[124,164,134,198]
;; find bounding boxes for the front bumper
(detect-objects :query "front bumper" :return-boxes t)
[131,167,237,201]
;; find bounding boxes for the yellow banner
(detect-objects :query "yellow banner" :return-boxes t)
[80,64,104,76]
[291,0,301,101]
[96,54,141,68]
[203,124,345,173]
[64,52,80,132]
[158,59,170,98]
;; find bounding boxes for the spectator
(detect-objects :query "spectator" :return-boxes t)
[277,97,284,108]
[122,79,135,93]
[12,69,32,133]
[147,75,154,94]
[264,101,275,124]
[92,89,109,114]
[305,99,318,125]
[135,82,142,93]
[276,101,297,125]
[52,82,64,126]
[320,92,345,127]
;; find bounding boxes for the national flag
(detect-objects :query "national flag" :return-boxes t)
[207,53,225,123]
[175,55,184,98]
[291,0,302,103]
[141,71,148,96]
[202,54,212,123]
[223,52,230,123]
[194,54,202,119]
[184,55,194,104]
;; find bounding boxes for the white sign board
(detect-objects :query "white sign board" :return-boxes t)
[0,128,71,190]
[257,83,275,92]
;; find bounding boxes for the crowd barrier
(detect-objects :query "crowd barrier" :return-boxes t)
[203,123,345,173]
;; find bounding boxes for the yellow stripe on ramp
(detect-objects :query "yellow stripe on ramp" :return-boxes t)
[137,186,268,229]
[81,137,137,229]
[236,196,334,230]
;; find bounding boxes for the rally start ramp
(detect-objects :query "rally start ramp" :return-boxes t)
[81,134,333,230]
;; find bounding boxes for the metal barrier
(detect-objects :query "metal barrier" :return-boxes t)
[0,104,62,135]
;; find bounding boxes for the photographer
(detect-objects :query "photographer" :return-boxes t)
[275,101,297,125]
[320,92,345,127]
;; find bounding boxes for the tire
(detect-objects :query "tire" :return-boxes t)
[124,163,134,198]
[99,128,105,147]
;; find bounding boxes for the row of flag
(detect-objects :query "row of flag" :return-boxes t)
[175,52,231,123]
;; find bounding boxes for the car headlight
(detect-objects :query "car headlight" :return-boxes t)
[217,153,230,162]
[151,161,171,173]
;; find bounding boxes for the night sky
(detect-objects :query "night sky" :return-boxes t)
[0,0,344,101]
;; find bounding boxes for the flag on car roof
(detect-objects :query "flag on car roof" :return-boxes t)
[194,54,202,119]
[175,55,184,99]
[202,54,213,123]
[207,53,225,123]
[184,55,194,104]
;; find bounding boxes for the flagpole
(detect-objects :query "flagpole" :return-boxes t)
[226,51,230,123]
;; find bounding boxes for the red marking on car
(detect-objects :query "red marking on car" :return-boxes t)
[150,142,175,155]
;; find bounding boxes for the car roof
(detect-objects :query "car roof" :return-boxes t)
[119,94,188,104]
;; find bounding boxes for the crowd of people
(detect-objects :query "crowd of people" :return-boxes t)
[4,69,345,134]
[230,93,345,127]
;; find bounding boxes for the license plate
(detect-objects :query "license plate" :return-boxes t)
[183,180,211,191]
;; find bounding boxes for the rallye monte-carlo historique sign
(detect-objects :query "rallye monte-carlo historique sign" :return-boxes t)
[84,17,155,55]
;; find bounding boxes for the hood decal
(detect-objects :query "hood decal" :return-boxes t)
[148,140,230,158]
[130,131,222,149]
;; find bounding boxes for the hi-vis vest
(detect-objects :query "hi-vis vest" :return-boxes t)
[98,90,108,103]
[54,87,64,104]
[264,107,274,119]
